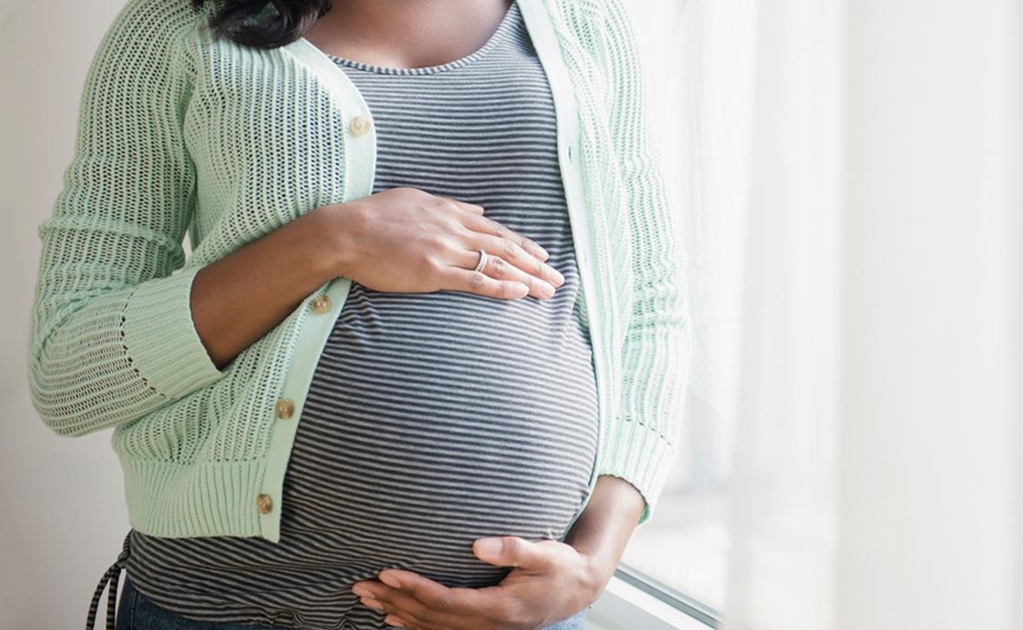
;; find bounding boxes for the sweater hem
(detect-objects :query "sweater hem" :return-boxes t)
[121,457,269,539]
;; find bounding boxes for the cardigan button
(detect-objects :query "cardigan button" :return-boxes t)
[310,294,332,314]
[256,494,274,515]
[274,398,295,420]
[349,115,371,136]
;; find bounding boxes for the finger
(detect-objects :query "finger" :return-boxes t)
[459,248,555,300]
[437,196,486,216]
[437,266,530,300]
[367,570,510,629]
[461,212,551,263]
[466,232,564,291]
[383,611,430,630]
[385,612,458,630]
[367,589,465,630]
[473,536,558,572]
[360,596,433,630]
[380,604,466,630]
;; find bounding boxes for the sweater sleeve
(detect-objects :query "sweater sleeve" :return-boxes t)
[594,0,692,526]
[26,0,225,437]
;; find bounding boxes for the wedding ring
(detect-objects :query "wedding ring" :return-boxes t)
[473,249,488,273]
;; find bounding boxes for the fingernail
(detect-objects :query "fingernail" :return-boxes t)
[540,282,555,298]
[351,584,370,598]
[361,598,383,610]
[475,537,503,557]
[384,615,404,627]
[378,572,402,589]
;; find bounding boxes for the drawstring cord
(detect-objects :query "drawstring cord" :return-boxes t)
[86,532,132,630]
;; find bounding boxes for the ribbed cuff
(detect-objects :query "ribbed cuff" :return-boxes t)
[120,265,225,400]
[596,417,678,526]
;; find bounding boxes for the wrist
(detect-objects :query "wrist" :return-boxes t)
[564,475,646,600]
[307,201,365,280]
[576,545,617,601]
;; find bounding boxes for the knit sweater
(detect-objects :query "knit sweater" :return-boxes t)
[26,0,690,542]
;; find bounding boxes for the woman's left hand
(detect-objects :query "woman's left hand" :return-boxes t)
[350,535,608,630]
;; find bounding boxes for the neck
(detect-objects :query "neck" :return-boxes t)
[304,0,513,69]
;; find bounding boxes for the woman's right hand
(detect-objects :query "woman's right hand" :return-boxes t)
[316,187,566,300]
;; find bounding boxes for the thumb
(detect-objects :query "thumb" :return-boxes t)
[473,536,552,570]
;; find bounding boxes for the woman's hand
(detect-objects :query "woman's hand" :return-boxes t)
[315,187,566,300]
[349,476,646,630]
[351,536,607,630]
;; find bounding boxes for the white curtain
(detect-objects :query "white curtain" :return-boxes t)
[670,0,1023,628]
[722,0,842,627]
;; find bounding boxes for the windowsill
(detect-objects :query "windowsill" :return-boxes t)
[588,568,718,630]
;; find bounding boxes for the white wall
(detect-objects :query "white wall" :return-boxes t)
[0,2,134,627]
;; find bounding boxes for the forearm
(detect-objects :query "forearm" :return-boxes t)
[564,474,646,590]
[191,205,352,369]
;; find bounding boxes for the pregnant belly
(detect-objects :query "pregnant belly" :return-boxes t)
[280,285,599,587]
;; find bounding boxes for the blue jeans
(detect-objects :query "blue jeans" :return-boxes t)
[116,577,588,630]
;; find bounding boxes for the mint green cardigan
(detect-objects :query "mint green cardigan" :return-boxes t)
[27,0,690,542]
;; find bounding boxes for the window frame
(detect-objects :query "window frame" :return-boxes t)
[589,564,721,629]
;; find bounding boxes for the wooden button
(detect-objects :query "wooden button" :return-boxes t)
[310,294,332,314]
[349,115,371,136]
[274,398,295,420]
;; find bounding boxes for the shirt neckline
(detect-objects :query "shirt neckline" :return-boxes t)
[326,1,518,76]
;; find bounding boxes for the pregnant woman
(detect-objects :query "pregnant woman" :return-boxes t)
[26,0,689,628]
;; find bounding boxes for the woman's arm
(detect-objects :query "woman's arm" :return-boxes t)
[29,2,560,436]
[564,474,646,593]
[188,207,346,370]
[27,1,226,437]
[595,0,691,526]
[192,186,563,370]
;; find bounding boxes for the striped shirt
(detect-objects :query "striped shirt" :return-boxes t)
[123,3,599,628]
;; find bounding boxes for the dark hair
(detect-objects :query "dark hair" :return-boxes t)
[191,0,333,49]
